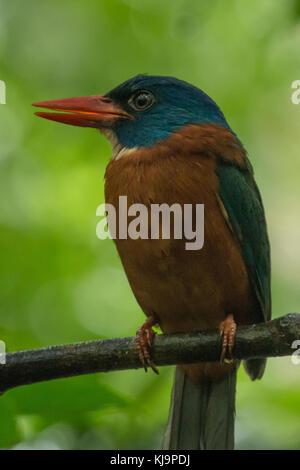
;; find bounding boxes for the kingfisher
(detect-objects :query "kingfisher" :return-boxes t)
[33,75,271,450]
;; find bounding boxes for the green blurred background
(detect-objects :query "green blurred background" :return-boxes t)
[0,0,299,450]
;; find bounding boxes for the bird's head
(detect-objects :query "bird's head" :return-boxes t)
[33,74,230,151]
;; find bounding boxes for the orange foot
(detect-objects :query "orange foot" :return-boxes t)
[219,314,237,363]
[136,315,159,374]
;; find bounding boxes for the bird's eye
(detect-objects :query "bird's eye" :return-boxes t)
[129,91,155,111]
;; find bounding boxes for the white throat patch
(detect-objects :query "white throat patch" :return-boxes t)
[100,128,137,160]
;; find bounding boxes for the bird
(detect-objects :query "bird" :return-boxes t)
[33,74,271,450]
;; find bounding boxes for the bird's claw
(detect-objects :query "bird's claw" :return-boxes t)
[136,316,159,374]
[219,314,237,364]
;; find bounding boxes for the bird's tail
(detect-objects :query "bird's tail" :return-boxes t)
[162,366,237,450]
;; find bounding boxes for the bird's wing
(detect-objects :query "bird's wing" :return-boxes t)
[216,159,271,322]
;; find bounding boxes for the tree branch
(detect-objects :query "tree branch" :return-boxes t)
[0,313,299,394]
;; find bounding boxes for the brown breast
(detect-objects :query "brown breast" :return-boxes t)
[105,149,258,335]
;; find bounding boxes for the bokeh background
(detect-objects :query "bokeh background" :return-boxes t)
[0,0,299,450]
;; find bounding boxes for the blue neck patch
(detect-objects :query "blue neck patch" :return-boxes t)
[107,75,232,149]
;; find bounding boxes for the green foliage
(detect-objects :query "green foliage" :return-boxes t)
[0,0,299,449]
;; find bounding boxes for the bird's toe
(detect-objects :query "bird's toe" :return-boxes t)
[136,315,159,374]
[219,314,237,364]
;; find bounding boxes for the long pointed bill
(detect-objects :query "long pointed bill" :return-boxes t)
[33,95,132,128]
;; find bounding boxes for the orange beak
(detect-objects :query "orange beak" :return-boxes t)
[33,95,132,128]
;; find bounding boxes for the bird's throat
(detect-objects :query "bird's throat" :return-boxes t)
[100,128,137,160]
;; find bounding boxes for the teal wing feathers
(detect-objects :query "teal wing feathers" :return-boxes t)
[216,159,271,323]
